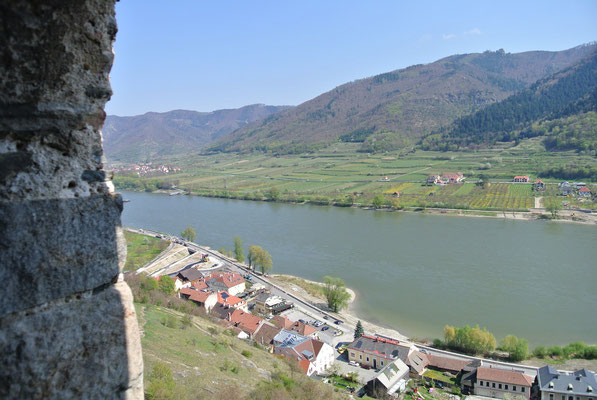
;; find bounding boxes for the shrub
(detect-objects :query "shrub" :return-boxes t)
[241,350,252,358]
[533,346,547,358]
[548,346,563,357]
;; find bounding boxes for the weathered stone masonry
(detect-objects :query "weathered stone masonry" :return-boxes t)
[0,1,143,398]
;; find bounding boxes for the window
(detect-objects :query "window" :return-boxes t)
[381,360,384,366]
[486,382,489,387]
[549,395,553,400]
[522,387,525,393]
[366,357,369,362]
[493,383,496,388]
[359,354,362,360]
[505,385,509,390]
[499,384,502,389]
[513,386,517,391]
[480,381,483,386]
[350,352,355,358]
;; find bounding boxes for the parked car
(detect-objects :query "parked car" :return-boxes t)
[299,319,306,324]
[323,315,329,320]
[334,320,343,325]
[348,361,360,367]
[334,330,342,336]
[321,326,329,331]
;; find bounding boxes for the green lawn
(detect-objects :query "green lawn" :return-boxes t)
[123,231,169,272]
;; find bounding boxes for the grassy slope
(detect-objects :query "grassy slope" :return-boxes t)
[124,231,169,272]
[137,304,348,399]
[116,142,597,211]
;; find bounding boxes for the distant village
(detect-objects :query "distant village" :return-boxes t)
[149,246,597,400]
[112,163,181,176]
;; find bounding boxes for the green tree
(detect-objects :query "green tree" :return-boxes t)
[500,335,529,362]
[322,276,351,312]
[533,346,547,358]
[248,245,273,275]
[158,276,175,295]
[478,174,489,189]
[372,194,385,209]
[181,226,196,242]
[354,320,364,339]
[233,236,244,263]
[266,187,280,201]
[545,199,562,218]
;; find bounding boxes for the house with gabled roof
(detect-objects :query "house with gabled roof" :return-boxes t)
[273,334,334,376]
[347,335,414,370]
[475,366,533,399]
[179,287,217,312]
[271,315,317,337]
[514,176,530,183]
[216,291,247,312]
[205,271,245,295]
[253,322,282,351]
[578,187,592,197]
[176,268,204,284]
[535,366,597,400]
[365,358,410,398]
[228,309,263,338]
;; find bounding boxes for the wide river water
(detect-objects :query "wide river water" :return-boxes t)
[120,190,596,346]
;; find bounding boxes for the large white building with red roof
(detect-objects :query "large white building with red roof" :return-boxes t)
[273,333,334,376]
[205,271,245,295]
[475,366,533,399]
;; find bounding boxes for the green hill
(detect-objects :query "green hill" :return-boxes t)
[421,50,597,151]
[207,44,596,154]
[103,104,290,162]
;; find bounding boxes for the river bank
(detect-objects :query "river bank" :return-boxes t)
[269,274,409,342]
[131,188,597,226]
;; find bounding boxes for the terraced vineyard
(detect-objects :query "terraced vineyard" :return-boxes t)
[113,142,596,212]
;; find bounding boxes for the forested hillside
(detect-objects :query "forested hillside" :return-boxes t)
[208,44,596,154]
[421,51,597,151]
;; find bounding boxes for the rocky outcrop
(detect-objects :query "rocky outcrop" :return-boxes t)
[0,1,143,398]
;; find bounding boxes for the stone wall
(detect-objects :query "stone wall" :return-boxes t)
[0,1,143,398]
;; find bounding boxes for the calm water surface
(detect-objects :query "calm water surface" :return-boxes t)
[120,191,597,346]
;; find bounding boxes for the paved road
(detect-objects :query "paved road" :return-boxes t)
[125,226,540,376]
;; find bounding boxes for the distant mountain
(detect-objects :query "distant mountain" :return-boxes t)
[421,50,597,150]
[103,104,291,162]
[208,43,597,154]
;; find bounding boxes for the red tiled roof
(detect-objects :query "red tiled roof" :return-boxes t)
[253,322,282,346]
[477,367,533,386]
[217,291,244,307]
[514,176,529,180]
[191,280,208,290]
[180,287,214,303]
[206,272,245,288]
[579,187,591,192]
[271,315,294,330]
[229,309,263,335]
[427,355,469,372]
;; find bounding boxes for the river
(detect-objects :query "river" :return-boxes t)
[120,190,597,346]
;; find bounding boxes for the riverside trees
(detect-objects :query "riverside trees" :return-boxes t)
[248,245,273,275]
[233,236,244,263]
[322,276,351,312]
[443,324,497,355]
[181,226,196,242]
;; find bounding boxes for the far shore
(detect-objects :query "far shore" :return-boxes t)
[125,188,597,226]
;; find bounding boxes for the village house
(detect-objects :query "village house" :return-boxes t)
[178,287,217,312]
[427,174,442,186]
[561,184,576,196]
[578,187,592,197]
[252,322,282,351]
[173,276,191,292]
[273,334,334,376]
[271,315,318,337]
[254,292,286,316]
[176,268,204,285]
[474,366,533,399]
[441,172,465,184]
[216,291,248,312]
[205,271,246,295]
[347,335,413,370]
[535,366,597,400]
[534,180,545,190]
[514,176,530,183]
[365,359,410,398]
[228,309,264,338]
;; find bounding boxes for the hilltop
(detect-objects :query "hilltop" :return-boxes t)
[103,104,291,162]
[207,44,596,154]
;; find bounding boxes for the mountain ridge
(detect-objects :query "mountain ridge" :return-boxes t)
[207,43,597,154]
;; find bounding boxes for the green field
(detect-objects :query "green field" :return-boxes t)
[123,231,169,272]
[113,142,596,212]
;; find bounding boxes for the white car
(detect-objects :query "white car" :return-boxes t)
[348,361,360,367]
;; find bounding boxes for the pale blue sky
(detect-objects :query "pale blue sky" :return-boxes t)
[106,0,597,116]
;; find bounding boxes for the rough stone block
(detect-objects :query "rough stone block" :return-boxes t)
[0,281,143,399]
[0,194,124,316]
